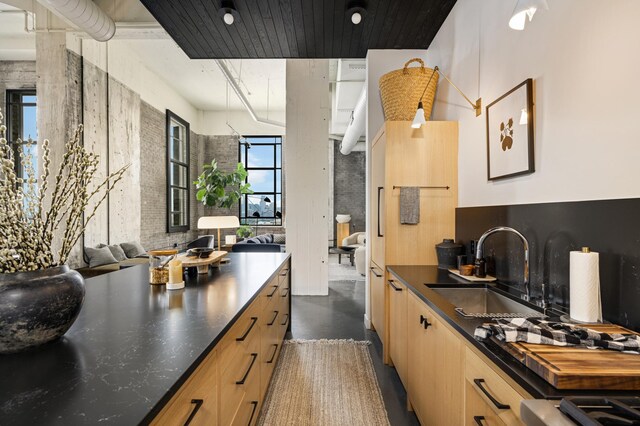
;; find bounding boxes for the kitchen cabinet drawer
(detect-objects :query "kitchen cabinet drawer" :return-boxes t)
[465,347,526,425]
[232,368,261,426]
[278,263,290,288]
[151,349,218,426]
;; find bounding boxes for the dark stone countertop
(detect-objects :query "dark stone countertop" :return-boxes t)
[387,265,640,400]
[0,252,290,425]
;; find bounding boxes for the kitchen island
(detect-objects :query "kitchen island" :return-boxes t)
[0,252,290,425]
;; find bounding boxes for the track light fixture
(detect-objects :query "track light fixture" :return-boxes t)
[509,0,548,30]
[218,1,240,25]
[347,1,366,25]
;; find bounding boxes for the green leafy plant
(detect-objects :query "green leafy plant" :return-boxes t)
[194,160,252,208]
[236,225,253,239]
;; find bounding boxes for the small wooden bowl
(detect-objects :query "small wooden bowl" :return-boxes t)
[459,265,474,276]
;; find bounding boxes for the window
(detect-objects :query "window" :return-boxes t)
[6,90,37,182]
[166,110,190,233]
[239,136,282,226]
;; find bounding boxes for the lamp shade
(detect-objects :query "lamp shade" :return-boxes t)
[197,216,240,229]
[411,102,427,129]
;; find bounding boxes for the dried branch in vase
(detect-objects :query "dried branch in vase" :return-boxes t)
[0,109,129,273]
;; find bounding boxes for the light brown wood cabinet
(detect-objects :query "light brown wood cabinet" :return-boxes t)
[388,278,408,388]
[369,261,385,337]
[368,121,458,353]
[397,285,531,426]
[152,260,291,426]
[407,291,464,426]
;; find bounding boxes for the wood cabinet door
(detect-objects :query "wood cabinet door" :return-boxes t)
[369,262,385,340]
[370,131,386,269]
[388,278,408,388]
[407,291,464,426]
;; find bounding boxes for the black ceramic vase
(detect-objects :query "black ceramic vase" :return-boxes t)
[435,239,464,270]
[0,265,85,354]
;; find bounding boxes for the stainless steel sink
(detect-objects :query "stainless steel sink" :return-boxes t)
[430,287,545,319]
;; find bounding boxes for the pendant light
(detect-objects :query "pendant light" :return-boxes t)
[509,0,548,30]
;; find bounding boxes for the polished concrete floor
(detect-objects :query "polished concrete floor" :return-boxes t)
[288,255,419,425]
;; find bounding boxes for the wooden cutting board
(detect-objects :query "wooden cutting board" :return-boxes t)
[504,324,640,390]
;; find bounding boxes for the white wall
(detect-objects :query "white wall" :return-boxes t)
[428,0,640,207]
[285,59,330,295]
[81,39,203,134]
[200,110,285,136]
[364,49,428,326]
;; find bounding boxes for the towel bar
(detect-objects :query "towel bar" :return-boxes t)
[392,185,450,190]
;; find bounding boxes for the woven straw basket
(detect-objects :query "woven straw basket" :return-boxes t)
[379,58,438,121]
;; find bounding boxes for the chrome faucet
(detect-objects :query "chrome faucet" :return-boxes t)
[475,226,530,301]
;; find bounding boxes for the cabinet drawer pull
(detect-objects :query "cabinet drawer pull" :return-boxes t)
[473,378,510,410]
[267,344,279,364]
[267,285,278,297]
[281,288,290,297]
[370,267,382,278]
[388,280,402,291]
[281,313,289,326]
[184,399,203,426]
[248,400,259,426]
[236,317,258,342]
[419,315,431,330]
[473,416,486,426]
[377,186,384,237]
[236,353,258,385]
[267,310,279,326]
[280,269,288,276]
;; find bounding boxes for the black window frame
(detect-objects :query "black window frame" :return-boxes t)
[166,110,190,233]
[5,89,37,181]
[238,136,282,227]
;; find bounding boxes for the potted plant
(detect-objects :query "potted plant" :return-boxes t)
[0,110,127,354]
[236,225,253,239]
[194,160,252,208]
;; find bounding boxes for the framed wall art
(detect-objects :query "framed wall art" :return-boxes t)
[486,79,534,181]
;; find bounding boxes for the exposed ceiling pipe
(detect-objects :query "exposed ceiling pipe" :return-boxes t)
[43,0,116,41]
[215,59,285,129]
[340,86,366,155]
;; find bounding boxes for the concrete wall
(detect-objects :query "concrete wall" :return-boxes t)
[286,59,330,295]
[428,0,640,207]
[333,141,366,242]
[0,61,36,115]
[36,33,84,267]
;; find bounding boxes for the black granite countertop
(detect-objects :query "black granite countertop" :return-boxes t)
[0,253,290,425]
[387,265,640,400]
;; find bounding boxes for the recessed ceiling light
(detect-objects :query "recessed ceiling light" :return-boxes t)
[351,12,362,25]
[223,12,234,25]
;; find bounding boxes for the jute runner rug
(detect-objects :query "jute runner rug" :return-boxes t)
[258,339,391,426]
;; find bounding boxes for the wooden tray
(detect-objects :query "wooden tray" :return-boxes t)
[178,251,227,274]
[448,269,496,282]
[505,324,640,390]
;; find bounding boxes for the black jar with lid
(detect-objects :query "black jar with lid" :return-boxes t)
[435,239,464,270]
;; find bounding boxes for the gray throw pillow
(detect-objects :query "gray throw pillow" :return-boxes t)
[120,241,147,258]
[85,246,118,268]
[256,235,269,243]
[107,244,127,261]
[273,234,286,244]
[246,237,258,244]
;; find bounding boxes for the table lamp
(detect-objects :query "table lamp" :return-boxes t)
[197,216,240,252]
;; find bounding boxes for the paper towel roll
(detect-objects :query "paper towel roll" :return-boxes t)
[569,249,602,323]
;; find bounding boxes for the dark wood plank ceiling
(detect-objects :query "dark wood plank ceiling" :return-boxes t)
[139,0,457,59]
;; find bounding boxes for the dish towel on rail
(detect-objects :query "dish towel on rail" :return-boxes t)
[399,186,420,224]
[475,318,640,353]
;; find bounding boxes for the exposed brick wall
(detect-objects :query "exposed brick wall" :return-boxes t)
[139,101,199,250]
[0,61,36,116]
[333,141,366,239]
